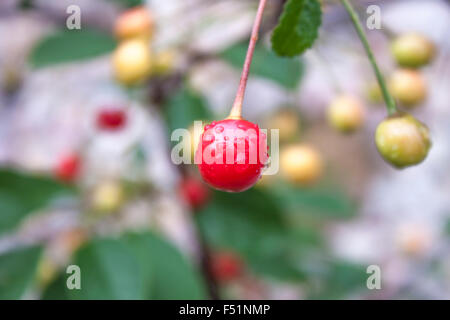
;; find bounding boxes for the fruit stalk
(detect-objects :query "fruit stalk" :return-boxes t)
[228,0,268,119]
[340,0,397,115]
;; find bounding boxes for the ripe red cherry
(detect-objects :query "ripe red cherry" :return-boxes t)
[179,177,210,211]
[195,119,268,192]
[55,153,80,182]
[211,251,243,283]
[96,108,127,131]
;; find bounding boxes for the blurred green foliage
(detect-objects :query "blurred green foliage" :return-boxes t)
[271,0,322,57]
[164,84,213,134]
[308,260,368,299]
[70,237,144,300]
[196,185,359,292]
[111,0,144,8]
[0,246,42,299]
[43,232,206,300]
[445,218,450,236]
[123,232,206,299]
[271,183,356,220]
[0,169,75,235]
[19,0,34,10]
[29,29,116,68]
[221,43,304,89]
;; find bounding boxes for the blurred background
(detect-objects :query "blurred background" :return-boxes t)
[0,0,449,300]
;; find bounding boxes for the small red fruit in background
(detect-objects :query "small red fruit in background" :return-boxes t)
[96,108,127,131]
[55,153,80,183]
[211,251,243,283]
[195,119,268,192]
[179,177,210,211]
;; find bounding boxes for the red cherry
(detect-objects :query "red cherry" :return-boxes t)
[96,108,127,131]
[179,177,210,210]
[55,153,80,182]
[195,119,268,192]
[211,251,243,283]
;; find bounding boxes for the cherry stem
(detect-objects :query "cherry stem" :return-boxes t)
[228,0,268,119]
[341,0,397,116]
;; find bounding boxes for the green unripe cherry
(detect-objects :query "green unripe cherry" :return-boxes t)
[375,114,431,168]
[391,33,435,68]
[389,69,427,107]
[327,95,365,133]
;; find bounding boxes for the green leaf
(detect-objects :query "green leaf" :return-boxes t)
[45,232,206,300]
[0,246,43,299]
[271,183,356,220]
[247,251,307,282]
[29,29,116,68]
[310,260,368,299]
[197,188,286,255]
[221,43,304,89]
[121,234,154,299]
[41,273,70,300]
[163,84,213,133]
[123,232,207,299]
[197,188,309,282]
[271,0,322,57]
[0,169,75,235]
[69,238,143,300]
[112,0,144,8]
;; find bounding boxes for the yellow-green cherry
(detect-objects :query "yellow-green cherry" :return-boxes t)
[375,114,431,168]
[391,33,435,68]
[327,95,365,133]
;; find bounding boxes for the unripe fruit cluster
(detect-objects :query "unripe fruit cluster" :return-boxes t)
[112,7,152,86]
[369,33,434,169]
[112,6,176,86]
[266,109,324,187]
[388,33,434,109]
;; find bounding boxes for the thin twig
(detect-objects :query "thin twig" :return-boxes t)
[228,0,268,119]
[341,0,397,115]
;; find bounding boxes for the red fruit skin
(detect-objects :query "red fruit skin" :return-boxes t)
[55,153,80,182]
[96,108,127,131]
[211,251,243,283]
[180,177,209,210]
[195,119,268,192]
